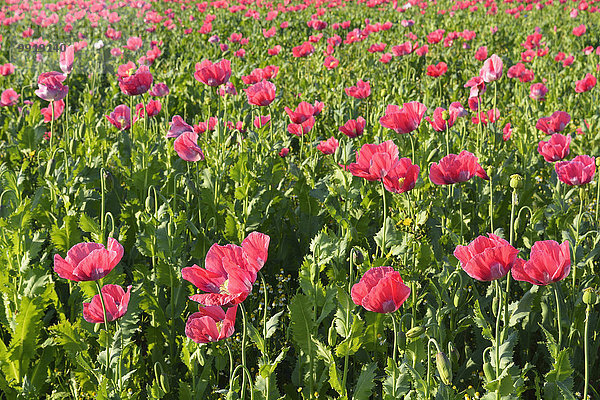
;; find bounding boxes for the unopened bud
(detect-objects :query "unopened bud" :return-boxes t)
[352,248,364,265]
[448,342,459,366]
[510,174,523,189]
[436,352,452,385]
[328,322,337,346]
[406,326,425,339]
[483,362,495,382]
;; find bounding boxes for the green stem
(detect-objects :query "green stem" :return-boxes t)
[94,281,111,385]
[341,251,355,397]
[240,303,248,400]
[50,100,54,152]
[583,304,591,400]
[573,187,584,292]
[553,284,562,348]
[494,280,502,400]
[259,272,270,400]
[381,180,387,258]
[489,172,494,233]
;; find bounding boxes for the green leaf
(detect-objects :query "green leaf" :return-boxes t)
[508,286,537,327]
[288,294,315,354]
[352,363,377,400]
[545,349,573,384]
[314,337,343,395]
[7,297,44,383]
[265,310,284,339]
[473,299,494,341]
[247,321,265,353]
[49,319,87,360]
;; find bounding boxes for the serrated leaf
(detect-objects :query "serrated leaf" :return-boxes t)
[352,363,377,400]
[79,213,101,235]
[265,310,284,339]
[247,321,265,353]
[473,299,494,341]
[7,297,44,383]
[545,349,573,384]
[288,294,314,354]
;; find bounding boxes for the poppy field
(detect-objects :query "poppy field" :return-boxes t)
[1,0,600,398]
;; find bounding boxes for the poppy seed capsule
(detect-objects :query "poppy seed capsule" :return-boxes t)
[510,174,523,189]
[436,352,452,385]
[406,326,425,338]
[328,322,337,346]
[441,110,450,121]
[583,288,597,305]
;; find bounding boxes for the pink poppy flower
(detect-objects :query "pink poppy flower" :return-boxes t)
[575,73,596,93]
[35,71,68,101]
[345,79,371,99]
[244,80,276,106]
[83,284,132,323]
[454,234,523,281]
[0,88,20,107]
[0,63,15,76]
[194,59,232,87]
[479,54,503,82]
[106,104,133,131]
[287,117,315,136]
[174,131,205,162]
[339,117,366,138]
[316,137,339,155]
[429,150,489,185]
[529,83,548,100]
[285,101,315,124]
[54,238,124,282]
[536,111,571,134]
[503,123,513,141]
[511,241,570,286]
[555,155,596,186]
[323,56,339,69]
[59,45,75,74]
[167,115,193,138]
[149,82,170,97]
[41,99,65,122]
[537,134,571,162]
[426,62,448,77]
[351,267,411,313]
[464,76,486,98]
[118,64,153,96]
[379,102,427,134]
[253,115,271,129]
[185,305,237,343]
[347,140,400,182]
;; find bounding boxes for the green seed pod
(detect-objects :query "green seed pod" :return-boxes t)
[352,248,364,265]
[436,352,452,385]
[103,170,114,192]
[406,326,425,339]
[509,174,523,189]
[486,167,493,180]
[583,288,597,305]
[441,110,450,121]
[160,372,170,393]
[483,362,495,382]
[448,342,459,366]
[492,296,499,317]
[45,158,54,177]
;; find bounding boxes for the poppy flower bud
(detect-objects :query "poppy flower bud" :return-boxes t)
[328,322,337,346]
[103,170,114,192]
[453,292,461,308]
[352,248,364,265]
[583,288,597,305]
[448,343,459,366]
[441,110,450,121]
[436,352,452,385]
[509,174,523,189]
[483,362,495,382]
[492,295,499,317]
[405,326,425,339]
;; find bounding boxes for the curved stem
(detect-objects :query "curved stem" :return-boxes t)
[494,280,502,400]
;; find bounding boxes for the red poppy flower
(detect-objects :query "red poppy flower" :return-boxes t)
[287,117,315,136]
[537,134,571,162]
[292,42,315,57]
[512,241,570,286]
[347,140,400,181]
[185,305,237,343]
[429,150,489,185]
[345,79,371,99]
[83,284,132,323]
[426,62,448,77]
[454,234,523,281]
[536,111,571,134]
[254,115,271,128]
[555,155,596,186]
[379,102,427,134]
[323,56,339,70]
[383,158,420,194]
[351,267,411,313]
[503,123,513,141]
[244,80,276,106]
[0,88,19,107]
[339,117,366,138]
[464,76,486,98]
[194,59,232,87]
[54,238,124,282]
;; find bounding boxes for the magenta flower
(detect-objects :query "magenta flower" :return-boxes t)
[83,284,132,323]
[54,238,124,282]
[379,102,427,134]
